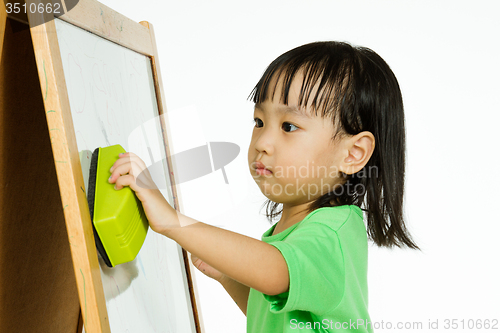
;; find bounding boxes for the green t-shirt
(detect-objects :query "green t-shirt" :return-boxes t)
[246,205,373,333]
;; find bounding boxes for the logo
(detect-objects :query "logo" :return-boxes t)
[126,114,241,190]
[140,142,240,188]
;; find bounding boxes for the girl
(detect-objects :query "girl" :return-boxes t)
[109,41,418,332]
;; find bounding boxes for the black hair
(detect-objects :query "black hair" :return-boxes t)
[249,41,418,249]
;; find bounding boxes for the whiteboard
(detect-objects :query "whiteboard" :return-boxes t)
[54,18,196,333]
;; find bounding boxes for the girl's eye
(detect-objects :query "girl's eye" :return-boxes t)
[254,118,264,128]
[282,122,299,132]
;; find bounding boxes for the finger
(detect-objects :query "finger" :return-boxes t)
[113,174,136,191]
[191,254,200,265]
[109,155,131,175]
[110,153,147,173]
[110,155,136,172]
[119,152,137,159]
[191,255,204,270]
[121,152,148,170]
[110,159,150,183]
[108,162,134,184]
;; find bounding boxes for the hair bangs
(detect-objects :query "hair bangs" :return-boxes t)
[249,43,355,124]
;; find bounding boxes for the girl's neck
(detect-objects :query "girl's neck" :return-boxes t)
[273,202,311,235]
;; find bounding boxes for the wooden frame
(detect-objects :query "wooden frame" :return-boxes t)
[19,0,202,331]
[0,8,80,333]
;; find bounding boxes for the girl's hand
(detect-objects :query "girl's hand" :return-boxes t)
[108,152,177,234]
[191,254,225,283]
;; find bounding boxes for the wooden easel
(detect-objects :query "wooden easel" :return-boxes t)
[0,1,202,332]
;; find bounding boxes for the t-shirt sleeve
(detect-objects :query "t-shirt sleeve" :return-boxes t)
[263,221,345,315]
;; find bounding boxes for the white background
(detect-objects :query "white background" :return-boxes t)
[96,1,499,332]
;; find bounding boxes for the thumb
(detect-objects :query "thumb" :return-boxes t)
[191,255,202,268]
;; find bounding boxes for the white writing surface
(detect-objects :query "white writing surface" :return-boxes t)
[54,18,196,333]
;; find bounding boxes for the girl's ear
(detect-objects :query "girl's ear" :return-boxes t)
[340,131,375,175]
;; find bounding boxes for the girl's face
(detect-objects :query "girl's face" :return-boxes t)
[248,76,349,207]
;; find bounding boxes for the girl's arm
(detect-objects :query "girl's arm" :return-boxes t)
[192,255,250,315]
[220,275,251,315]
[109,153,289,297]
[163,210,288,296]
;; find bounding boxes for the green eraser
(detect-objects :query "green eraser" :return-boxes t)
[87,144,149,267]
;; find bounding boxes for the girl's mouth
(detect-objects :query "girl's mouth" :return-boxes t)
[256,168,272,176]
[254,161,272,176]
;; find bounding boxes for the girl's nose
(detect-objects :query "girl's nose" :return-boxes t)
[253,130,274,155]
